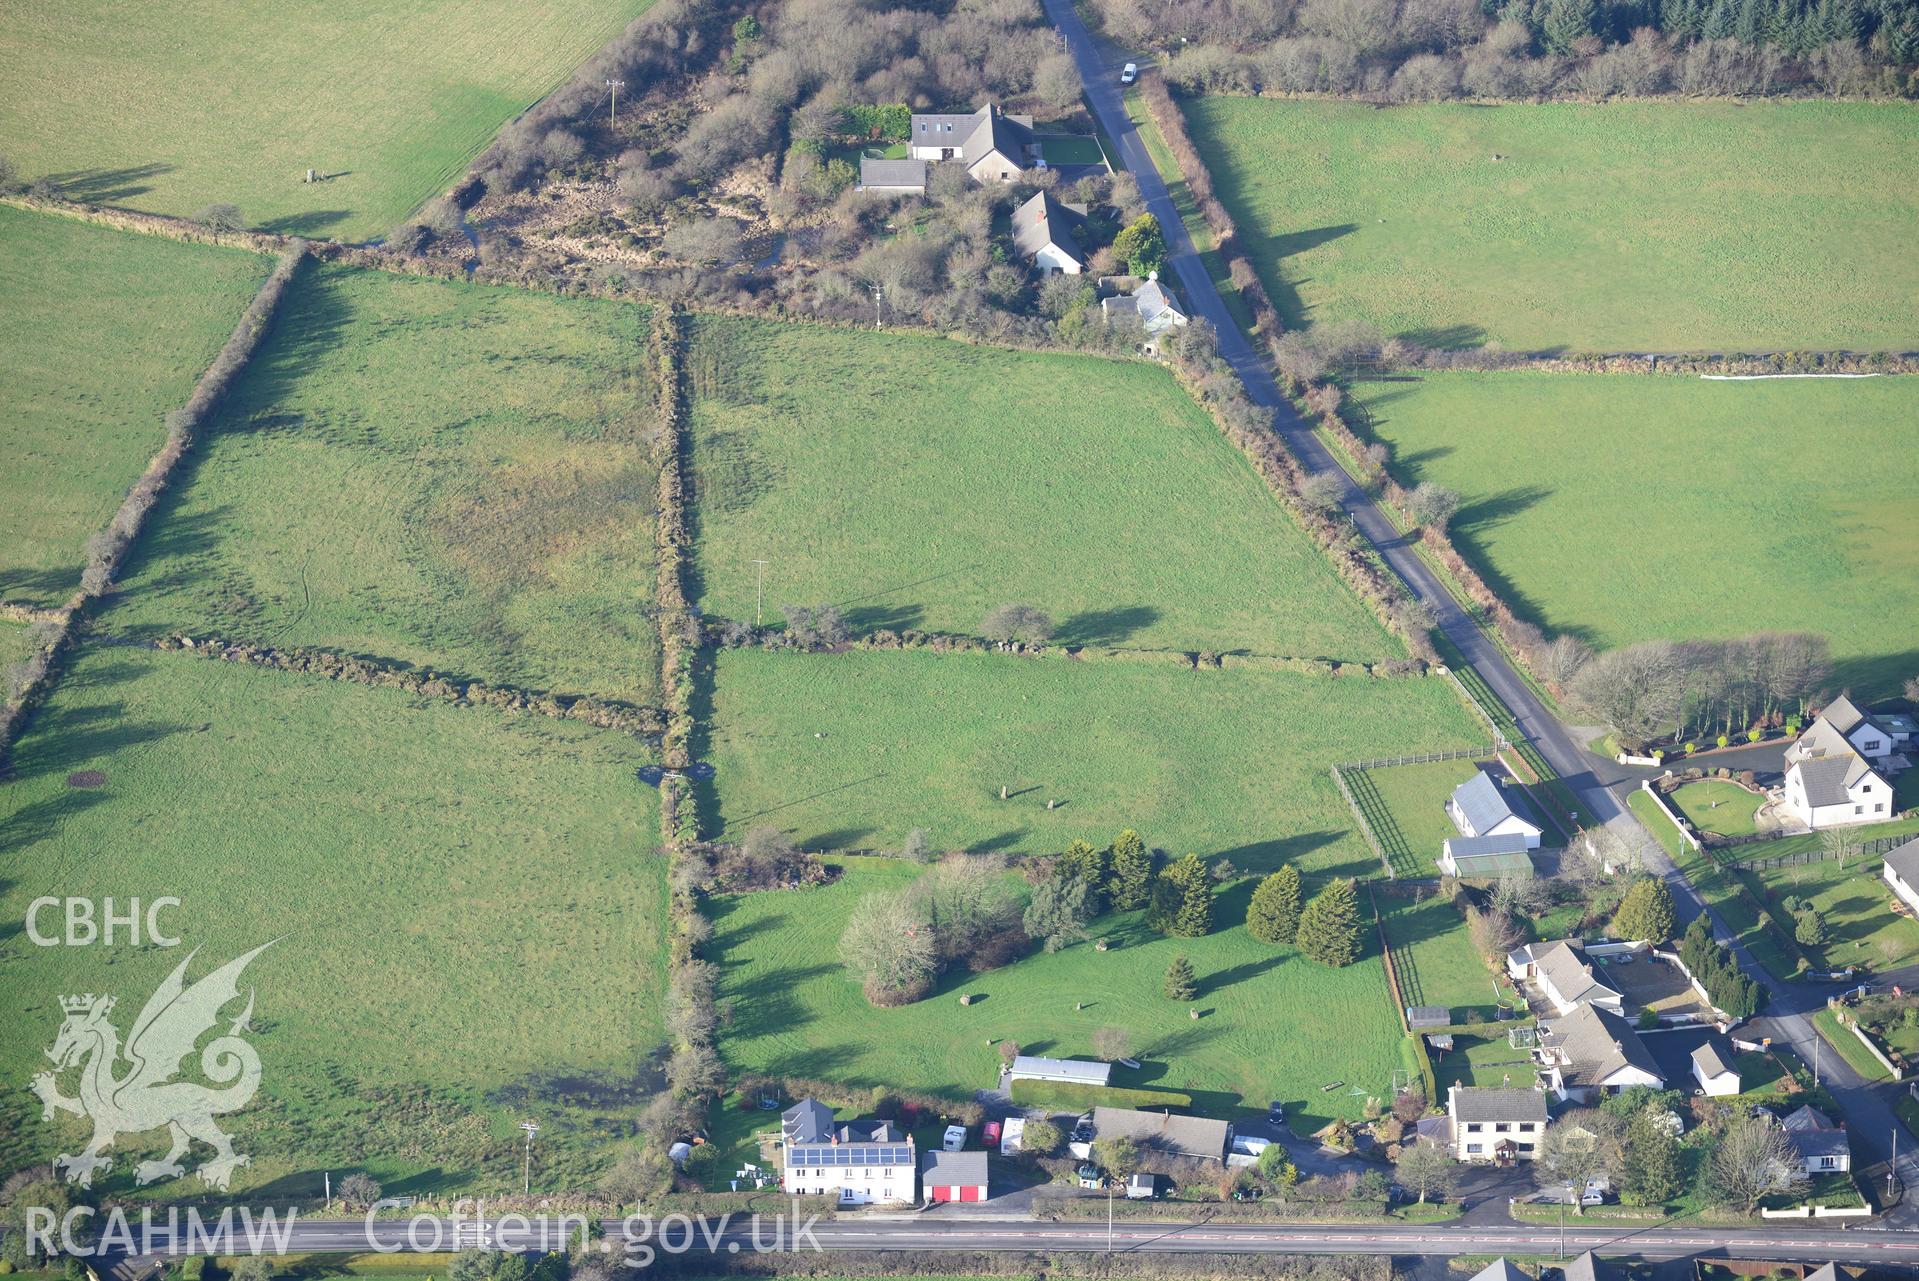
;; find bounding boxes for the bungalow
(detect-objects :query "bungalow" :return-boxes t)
[1534,1004,1664,1103]
[1781,752,1893,829]
[907,104,1036,183]
[857,157,928,195]
[1506,940,1625,1016]
[1008,1055,1112,1088]
[1447,770,1544,849]
[1884,837,1919,915]
[1691,1033,1742,1097]
[779,1098,917,1205]
[1447,1084,1546,1164]
[1781,1104,1852,1175]
[1011,191,1086,275]
[1091,1106,1231,1165]
[921,1148,989,1202]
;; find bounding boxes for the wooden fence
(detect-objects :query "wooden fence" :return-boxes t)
[1728,832,1915,872]
[1332,745,1498,878]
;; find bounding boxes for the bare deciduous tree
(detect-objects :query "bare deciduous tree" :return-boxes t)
[1710,1112,1806,1212]
[1300,471,1347,514]
[1405,482,1462,533]
[1092,1026,1132,1061]
[194,203,245,239]
[1538,634,1593,688]
[981,603,1054,644]
[839,890,938,1002]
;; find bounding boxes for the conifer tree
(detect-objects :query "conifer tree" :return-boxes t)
[1108,829,1154,911]
[1296,878,1362,967]
[1163,953,1197,1001]
[1150,853,1214,937]
[1246,865,1303,945]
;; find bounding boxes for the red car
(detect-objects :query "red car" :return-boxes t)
[984,1120,1002,1145]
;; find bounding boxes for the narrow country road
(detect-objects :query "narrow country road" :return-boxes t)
[1040,0,1919,1215]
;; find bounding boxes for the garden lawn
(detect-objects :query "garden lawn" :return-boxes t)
[0,0,654,240]
[0,645,665,1194]
[1429,1030,1536,1093]
[109,264,665,705]
[1669,781,1765,838]
[1350,372,1919,698]
[697,647,1484,878]
[1632,791,1807,979]
[0,206,269,607]
[1184,98,1919,351]
[684,316,1391,662]
[1352,757,1483,877]
[1751,852,1919,973]
[711,858,1404,1131]
[1378,890,1501,1022]
[1812,1008,1894,1082]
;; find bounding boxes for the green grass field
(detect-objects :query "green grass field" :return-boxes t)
[1669,781,1765,837]
[1350,757,1482,877]
[711,857,1404,1130]
[108,264,665,705]
[1378,890,1500,1021]
[0,207,269,607]
[684,316,1392,661]
[1751,853,1919,973]
[1350,372,1919,697]
[0,0,654,240]
[1185,98,1919,351]
[0,646,665,1193]
[0,620,39,676]
[697,647,1484,878]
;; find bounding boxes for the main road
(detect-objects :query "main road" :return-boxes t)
[91,1211,1919,1268]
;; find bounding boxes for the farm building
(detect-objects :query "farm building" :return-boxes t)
[1439,833,1537,879]
[1009,1055,1113,1087]
[921,1149,989,1202]
[1447,770,1544,848]
[1691,1033,1742,1097]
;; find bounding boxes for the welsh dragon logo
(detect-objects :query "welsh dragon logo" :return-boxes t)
[31,942,273,1190]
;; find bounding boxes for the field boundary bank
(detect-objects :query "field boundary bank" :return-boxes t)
[137,633,667,737]
[11,198,1908,378]
[0,243,307,769]
[0,602,65,625]
[652,306,695,770]
[709,622,1414,676]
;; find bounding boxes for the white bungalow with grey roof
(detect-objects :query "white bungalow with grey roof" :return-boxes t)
[1781,751,1892,829]
[1534,1004,1663,1103]
[1011,191,1086,275]
[1447,770,1544,848]
[1008,1055,1112,1087]
[1507,940,1624,1016]
[1780,1105,1851,1174]
[1100,274,1188,353]
[857,157,927,195]
[1447,1084,1546,1164]
[1884,837,1919,915]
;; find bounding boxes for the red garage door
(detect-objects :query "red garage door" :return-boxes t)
[930,1185,954,1202]
[960,1185,984,1202]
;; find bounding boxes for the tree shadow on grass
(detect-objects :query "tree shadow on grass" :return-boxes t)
[1213,829,1344,875]
[47,163,174,203]
[256,209,354,237]
[843,602,924,634]
[720,963,838,1042]
[1830,648,1919,703]
[1054,605,1161,647]
[1198,954,1284,999]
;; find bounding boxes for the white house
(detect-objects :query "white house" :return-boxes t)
[1781,1105,1852,1175]
[1010,191,1086,275]
[1448,770,1544,849]
[1447,1084,1546,1164]
[1781,753,1893,829]
[1884,838,1919,915]
[1100,275,1188,355]
[1691,1033,1742,1097]
[907,104,1036,183]
[779,1098,917,1205]
[1506,940,1625,1016]
[1534,1004,1664,1103]
[1788,695,1909,767]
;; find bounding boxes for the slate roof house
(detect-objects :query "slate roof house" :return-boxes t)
[1507,940,1625,1016]
[1780,1104,1852,1175]
[1534,1004,1664,1103]
[1466,1260,1529,1281]
[1010,191,1087,275]
[1440,769,1543,876]
[1561,1252,1621,1281]
[1782,696,1907,829]
[780,1098,917,1205]
[1446,1084,1546,1164]
[1789,694,1910,766]
[1100,275,1188,353]
[907,104,1037,183]
[1692,1032,1742,1097]
[1884,837,1919,915]
[1091,1106,1232,1164]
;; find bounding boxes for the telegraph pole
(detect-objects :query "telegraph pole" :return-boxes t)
[519,1120,540,1196]
[751,559,769,626]
[605,79,620,126]
[1106,1178,1115,1253]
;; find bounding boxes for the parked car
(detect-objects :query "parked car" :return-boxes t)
[984,1120,1002,1146]
[1120,62,1138,83]
[1267,1100,1286,1125]
[1072,1113,1095,1143]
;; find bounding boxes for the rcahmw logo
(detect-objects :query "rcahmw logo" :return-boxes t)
[32,941,274,1189]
